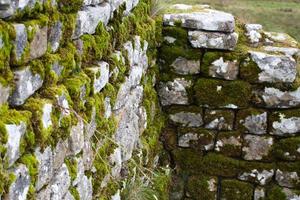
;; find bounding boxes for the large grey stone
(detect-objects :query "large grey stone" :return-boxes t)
[53,139,68,171]
[240,112,267,135]
[0,83,10,105]
[5,122,27,167]
[171,57,200,75]
[86,61,109,94]
[158,79,190,106]
[163,8,235,32]
[35,147,54,191]
[245,24,263,46]
[178,133,199,148]
[13,24,27,62]
[68,118,84,156]
[264,46,300,57]
[276,170,299,188]
[259,87,300,108]
[249,51,297,83]
[49,21,63,53]
[209,57,239,80]
[83,0,104,6]
[238,169,274,186]
[73,3,111,39]
[271,114,300,136]
[110,147,122,179]
[30,26,47,60]
[9,66,43,106]
[169,111,203,127]
[7,164,30,200]
[188,31,238,50]
[42,103,53,129]
[204,110,234,131]
[264,32,298,48]
[0,0,44,18]
[242,135,273,160]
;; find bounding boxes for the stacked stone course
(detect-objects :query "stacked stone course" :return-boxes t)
[0,0,167,200]
[158,4,300,200]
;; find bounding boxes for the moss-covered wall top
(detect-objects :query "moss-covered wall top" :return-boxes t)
[0,0,170,200]
[158,4,300,200]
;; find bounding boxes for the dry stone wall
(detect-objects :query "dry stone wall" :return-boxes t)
[0,0,168,200]
[158,4,300,200]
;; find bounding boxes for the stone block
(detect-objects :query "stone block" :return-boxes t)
[242,135,273,161]
[204,109,235,131]
[270,109,300,136]
[215,131,242,157]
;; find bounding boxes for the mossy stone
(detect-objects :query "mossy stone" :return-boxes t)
[215,131,242,158]
[194,78,252,108]
[186,175,217,200]
[221,179,254,200]
[272,137,300,161]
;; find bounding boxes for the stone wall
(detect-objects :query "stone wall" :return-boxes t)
[0,0,169,200]
[158,4,300,200]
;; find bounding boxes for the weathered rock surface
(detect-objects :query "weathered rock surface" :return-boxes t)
[73,3,111,39]
[30,26,47,60]
[158,79,190,106]
[171,57,200,75]
[68,118,85,156]
[242,135,273,160]
[169,111,203,127]
[239,112,267,135]
[249,51,297,83]
[164,8,235,32]
[271,114,300,136]
[0,83,10,105]
[188,31,238,50]
[86,61,109,94]
[13,24,27,62]
[276,170,299,188]
[48,21,63,53]
[238,169,274,185]
[264,46,300,57]
[245,24,263,46]
[254,187,265,200]
[264,32,298,47]
[204,110,234,131]
[9,66,43,106]
[209,57,239,80]
[7,164,31,200]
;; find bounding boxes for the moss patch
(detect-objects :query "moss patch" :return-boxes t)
[187,175,217,200]
[221,179,254,200]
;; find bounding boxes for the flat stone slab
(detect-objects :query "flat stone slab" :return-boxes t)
[164,8,235,33]
[249,51,297,83]
[188,31,238,50]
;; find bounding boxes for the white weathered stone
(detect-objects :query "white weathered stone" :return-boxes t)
[48,164,71,200]
[169,111,203,127]
[83,0,104,6]
[73,3,111,39]
[53,139,68,171]
[264,46,300,57]
[68,118,84,156]
[9,66,43,106]
[272,114,300,136]
[282,188,300,200]
[215,135,241,152]
[0,0,44,18]
[158,79,190,106]
[0,83,10,105]
[209,57,239,80]
[164,9,235,32]
[164,36,176,44]
[52,61,64,77]
[5,122,27,167]
[63,191,75,200]
[35,146,54,191]
[241,112,267,135]
[42,103,53,129]
[30,26,47,60]
[171,57,200,75]
[254,187,265,200]
[260,87,300,108]
[249,51,297,83]
[276,170,299,188]
[7,164,30,200]
[111,190,121,200]
[104,97,112,119]
[242,135,273,160]
[188,31,238,50]
[178,133,199,147]
[96,61,109,93]
[264,32,298,47]
[238,169,274,185]
[245,24,263,45]
[110,147,122,179]
[13,23,27,62]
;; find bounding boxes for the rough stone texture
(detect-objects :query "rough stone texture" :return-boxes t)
[13,23,27,62]
[158,79,190,106]
[249,51,297,83]
[282,188,300,200]
[0,83,10,105]
[188,31,238,50]
[264,32,298,47]
[171,57,200,75]
[42,103,53,129]
[271,114,300,136]
[239,111,267,135]
[215,132,242,157]
[178,133,199,148]
[68,118,85,156]
[5,122,27,167]
[73,3,111,39]
[276,170,299,188]
[204,110,234,131]
[245,24,263,46]
[258,87,300,108]
[242,135,273,160]
[7,164,31,200]
[238,169,274,186]
[9,66,44,106]
[169,111,203,127]
[264,46,300,57]
[254,187,265,200]
[209,57,239,80]
[164,8,235,32]
[48,21,63,53]
[35,147,54,191]
[30,26,47,60]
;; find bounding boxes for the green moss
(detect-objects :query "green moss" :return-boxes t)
[0,20,14,74]
[272,137,300,161]
[20,154,38,184]
[162,26,188,46]
[65,157,78,182]
[58,42,79,75]
[276,162,300,188]
[221,179,253,200]
[194,78,252,108]
[266,185,287,200]
[57,0,83,13]
[60,13,77,45]
[187,175,217,200]
[0,161,14,196]
[240,56,261,83]
[70,187,80,200]
[152,169,171,200]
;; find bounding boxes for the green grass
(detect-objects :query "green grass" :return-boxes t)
[158,0,300,41]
